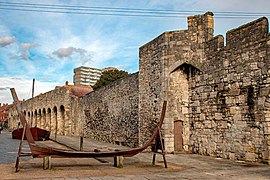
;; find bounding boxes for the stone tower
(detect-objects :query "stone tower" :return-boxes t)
[139,12,214,152]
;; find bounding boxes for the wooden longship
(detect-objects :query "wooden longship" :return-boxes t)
[10,88,167,170]
[12,126,50,141]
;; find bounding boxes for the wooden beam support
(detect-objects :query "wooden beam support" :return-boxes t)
[43,156,52,170]
[114,156,124,168]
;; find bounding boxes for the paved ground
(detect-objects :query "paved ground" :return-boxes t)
[1,131,270,179]
[0,130,30,164]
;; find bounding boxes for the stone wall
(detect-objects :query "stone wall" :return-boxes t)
[139,12,270,163]
[189,17,270,162]
[8,74,139,147]
[81,73,139,147]
[139,12,214,151]
[8,85,86,139]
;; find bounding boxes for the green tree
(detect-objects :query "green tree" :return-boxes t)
[93,69,128,90]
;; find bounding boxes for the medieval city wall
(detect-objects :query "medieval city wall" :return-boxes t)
[139,12,270,163]
[8,86,81,138]
[139,33,167,146]
[81,73,139,147]
[139,12,214,151]
[189,17,270,162]
[7,12,270,164]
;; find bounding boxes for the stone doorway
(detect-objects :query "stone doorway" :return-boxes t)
[166,63,200,152]
[174,120,183,151]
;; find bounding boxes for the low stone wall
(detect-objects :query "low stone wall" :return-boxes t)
[81,73,139,147]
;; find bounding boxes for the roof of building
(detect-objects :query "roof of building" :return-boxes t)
[55,81,93,97]
[69,86,93,97]
[0,104,9,112]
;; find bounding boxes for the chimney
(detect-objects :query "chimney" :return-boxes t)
[65,81,69,86]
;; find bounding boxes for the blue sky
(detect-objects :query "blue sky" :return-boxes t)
[0,0,270,104]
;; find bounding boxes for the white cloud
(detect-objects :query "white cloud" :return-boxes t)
[53,46,85,58]
[0,77,58,104]
[52,46,93,65]
[1,0,270,105]
[17,42,39,60]
[53,47,76,58]
[0,36,16,47]
[21,43,38,50]
[7,42,39,61]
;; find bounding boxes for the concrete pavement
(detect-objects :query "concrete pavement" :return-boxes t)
[1,133,270,179]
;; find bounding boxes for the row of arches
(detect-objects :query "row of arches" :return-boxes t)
[21,105,70,137]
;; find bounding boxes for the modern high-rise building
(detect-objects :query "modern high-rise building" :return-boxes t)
[73,66,102,86]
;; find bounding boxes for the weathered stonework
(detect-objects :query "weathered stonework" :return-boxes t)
[139,12,270,163]
[8,85,92,139]
[139,12,214,152]
[80,73,139,147]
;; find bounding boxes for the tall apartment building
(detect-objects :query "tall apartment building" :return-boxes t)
[73,66,102,86]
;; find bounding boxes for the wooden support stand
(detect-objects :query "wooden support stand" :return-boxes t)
[80,136,83,151]
[114,141,124,168]
[10,90,168,171]
[152,128,168,168]
[15,123,27,172]
[114,156,124,168]
[43,156,52,170]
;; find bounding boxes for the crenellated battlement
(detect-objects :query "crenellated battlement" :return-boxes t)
[139,12,270,164]
[226,17,268,49]
[206,35,224,53]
